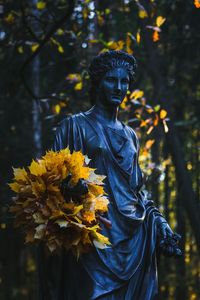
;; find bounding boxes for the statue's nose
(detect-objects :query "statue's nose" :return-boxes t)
[115,80,122,91]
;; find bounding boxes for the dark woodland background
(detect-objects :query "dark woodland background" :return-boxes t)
[0,0,200,299]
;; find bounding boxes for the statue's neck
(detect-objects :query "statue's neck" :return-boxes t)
[90,104,119,125]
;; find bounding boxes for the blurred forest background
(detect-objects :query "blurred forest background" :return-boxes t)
[0,0,200,299]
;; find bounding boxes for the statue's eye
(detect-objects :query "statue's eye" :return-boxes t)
[106,77,115,82]
[122,79,129,84]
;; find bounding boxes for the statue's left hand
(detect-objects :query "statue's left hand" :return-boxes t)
[156,218,182,257]
[60,174,88,199]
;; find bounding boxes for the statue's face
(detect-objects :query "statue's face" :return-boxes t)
[97,67,129,107]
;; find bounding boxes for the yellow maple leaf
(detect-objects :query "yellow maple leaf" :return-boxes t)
[17,46,24,54]
[36,1,46,10]
[130,89,144,100]
[58,45,64,53]
[57,28,64,35]
[74,82,83,91]
[13,167,28,182]
[82,7,88,19]
[8,182,21,193]
[82,211,96,223]
[156,16,166,27]
[29,160,46,176]
[95,196,109,212]
[120,96,128,109]
[31,179,46,197]
[97,15,104,26]
[53,104,61,115]
[138,9,148,18]
[92,231,111,249]
[66,73,81,82]
[31,43,39,52]
[136,30,141,43]
[5,13,15,24]
[88,184,105,197]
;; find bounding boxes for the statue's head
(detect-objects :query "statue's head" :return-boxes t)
[88,50,137,105]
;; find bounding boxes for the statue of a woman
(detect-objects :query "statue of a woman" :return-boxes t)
[40,50,181,300]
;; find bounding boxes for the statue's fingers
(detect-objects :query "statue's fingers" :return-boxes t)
[173,232,182,242]
[174,247,182,257]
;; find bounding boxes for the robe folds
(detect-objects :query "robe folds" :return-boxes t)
[39,108,164,300]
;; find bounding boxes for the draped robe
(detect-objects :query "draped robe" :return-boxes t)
[40,109,164,300]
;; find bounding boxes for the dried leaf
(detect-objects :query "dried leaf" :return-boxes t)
[55,220,69,228]
[34,224,46,239]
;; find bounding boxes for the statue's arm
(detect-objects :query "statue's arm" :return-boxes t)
[131,127,182,257]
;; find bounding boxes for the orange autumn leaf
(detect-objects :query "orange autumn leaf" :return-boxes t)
[145,139,155,150]
[160,109,167,119]
[140,120,147,127]
[194,0,200,8]
[153,31,159,42]
[126,33,134,54]
[82,211,96,223]
[153,114,159,126]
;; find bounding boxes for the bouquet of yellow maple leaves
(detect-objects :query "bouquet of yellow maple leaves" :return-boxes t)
[9,148,111,257]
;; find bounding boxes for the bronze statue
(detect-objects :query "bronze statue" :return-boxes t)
[40,50,181,300]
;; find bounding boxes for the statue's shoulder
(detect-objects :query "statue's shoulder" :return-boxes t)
[58,112,85,128]
[124,123,138,139]
[124,124,139,149]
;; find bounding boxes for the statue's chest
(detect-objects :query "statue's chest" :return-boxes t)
[83,124,137,175]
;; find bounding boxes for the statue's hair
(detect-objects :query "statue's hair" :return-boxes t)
[88,50,137,103]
